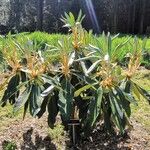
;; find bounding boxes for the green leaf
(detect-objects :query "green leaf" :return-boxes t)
[37,95,49,118]
[75,55,99,62]
[74,84,93,97]
[77,10,82,22]
[112,33,120,40]
[14,86,32,112]
[125,80,132,93]
[48,91,59,128]
[107,32,112,59]
[86,60,100,74]
[123,92,138,106]
[109,92,126,134]
[75,95,89,122]
[102,31,107,54]
[72,72,96,86]
[42,74,60,86]
[80,60,88,76]
[85,87,103,128]
[1,74,20,106]
[88,44,101,53]
[115,87,131,117]
[23,101,29,120]
[132,84,141,100]
[20,71,27,82]
[29,84,43,117]
[77,10,84,23]
[68,51,76,66]
[69,12,75,26]
[41,85,55,97]
[134,83,150,104]
[112,37,131,60]
[58,78,73,121]
[102,98,112,132]
[142,38,147,51]
[110,92,124,119]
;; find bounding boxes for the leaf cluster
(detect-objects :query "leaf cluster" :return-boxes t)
[0,11,150,136]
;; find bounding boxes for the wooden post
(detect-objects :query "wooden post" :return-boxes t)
[139,0,146,34]
[37,0,44,31]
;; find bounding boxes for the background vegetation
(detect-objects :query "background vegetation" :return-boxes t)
[0,0,150,34]
[1,31,149,67]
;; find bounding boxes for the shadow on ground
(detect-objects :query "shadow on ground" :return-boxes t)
[1,122,149,150]
[79,128,131,150]
[2,127,57,150]
[2,127,131,150]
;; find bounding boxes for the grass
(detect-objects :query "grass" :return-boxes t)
[0,31,149,66]
[47,124,68,149]
[2,140,17,150]
[15,32,64,50]
[131,69,150,131]
[0,104,24,132]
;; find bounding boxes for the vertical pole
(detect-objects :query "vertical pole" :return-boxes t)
[37,0,44,31]
[72,124,76,146]
[139,0,146,34]
[131,1,136,33]
[113,0,118,33]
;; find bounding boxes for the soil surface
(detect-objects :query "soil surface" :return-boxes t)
[0,69,150,150]
[0,115,150,150]
[80,119,150,150]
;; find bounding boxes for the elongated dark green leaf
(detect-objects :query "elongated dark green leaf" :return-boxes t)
[132,84,141,100]
[23,101,29,120]
[115,87,131,117]
[29,84,43,117]
[125,80,132,93]
[14,86,32,112]
[36,85,44,107]
[58,78,73,121]
[37,96,49,118]
[1,74,20,106]
[110,92,124,119]
[20,71,27,82]
[102,98,112,132]
[139,88,150,104]
[75,95,89,122]
[48,91,59,128]
[123,92,138,106]
[134,83,150,104]
[109,92,126,134]
[85,87,103,128]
